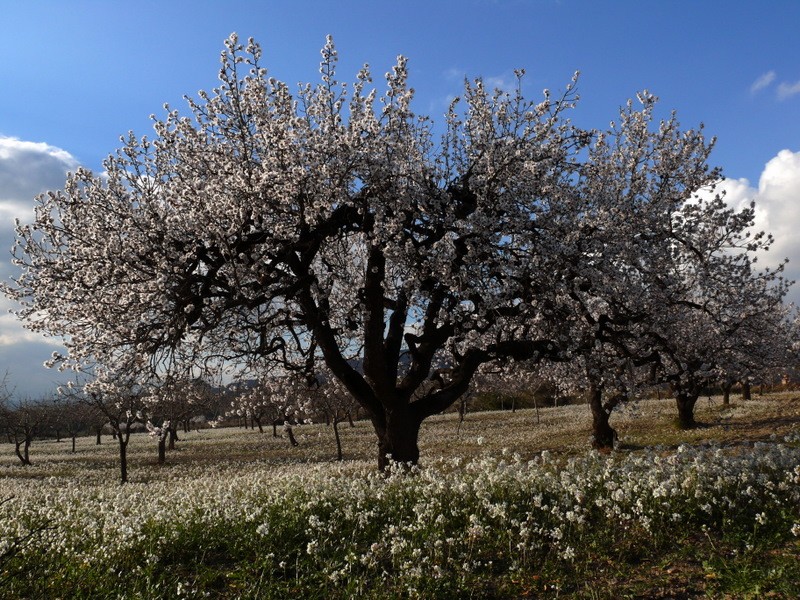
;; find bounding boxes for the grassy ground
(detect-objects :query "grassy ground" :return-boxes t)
[1,393,799,598]
[5,391,799,477]
[0,392,800,481]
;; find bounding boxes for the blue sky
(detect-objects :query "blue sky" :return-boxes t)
[1,0,799,397]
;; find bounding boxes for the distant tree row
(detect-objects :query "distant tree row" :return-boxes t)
[0,372,365,481]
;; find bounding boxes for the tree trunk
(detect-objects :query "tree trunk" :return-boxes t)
[458,396,468,423]
[117,431,129,484]
[722,381,733,406]
[272,420,279,437]
[157,436,166,464]
[253,417,264,434]
[285,424,299,447]
[96,427,102,445]
[347,411,355,428]
[15,439,32,466]
[675,392,698,429]
[333,417,343,461]
[374,408,422,471]
[72,434,77,453]
[168,426,178,450]
[588,386,616,450]
[742,381,752,401]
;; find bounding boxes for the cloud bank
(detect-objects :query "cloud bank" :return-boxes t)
[0,136,78,397]
[716,149,800,306]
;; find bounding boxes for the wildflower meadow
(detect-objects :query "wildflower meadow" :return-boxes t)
[1,394,799,599]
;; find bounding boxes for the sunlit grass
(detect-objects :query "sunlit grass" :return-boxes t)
[5,392,797,480]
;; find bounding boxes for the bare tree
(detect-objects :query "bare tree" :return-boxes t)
[0,397,45,466]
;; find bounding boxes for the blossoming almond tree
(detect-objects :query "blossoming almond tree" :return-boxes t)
[226,380,282,435]
[7,35,589,469]
[713,289,798,403]
[650,275,793,428]
[307,367,361,460]
[558,92,792,438]
[0,396,44,466]
[78,376,145,484]
[227,374,310,439]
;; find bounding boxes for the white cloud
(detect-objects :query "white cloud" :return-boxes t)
[432,68,520,113]
[0,136,79,203]
[747,72,800,101]
[719,149,800,305]
[0,136,77,395]
[484,74,516,93]
[777,79,800,101]
[441,67,516,92]
[756,150,800,265]
[0,135,78,276]
[750,71,776,94]
[0,308,62,347]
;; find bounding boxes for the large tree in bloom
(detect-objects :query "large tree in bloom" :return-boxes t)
[8,35,586,468]
[550,91,792,440]
[6,34,781,467]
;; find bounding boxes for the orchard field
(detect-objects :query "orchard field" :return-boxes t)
[2,393,800,599]
[5,32,800,600]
